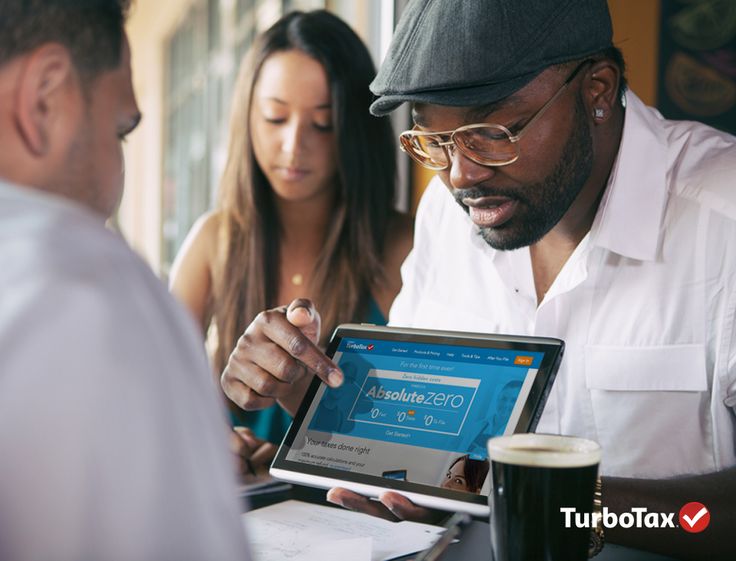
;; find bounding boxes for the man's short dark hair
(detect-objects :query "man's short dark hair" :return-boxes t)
[0,1,131,81]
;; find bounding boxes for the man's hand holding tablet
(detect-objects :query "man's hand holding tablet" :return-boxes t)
[326,487,441,522]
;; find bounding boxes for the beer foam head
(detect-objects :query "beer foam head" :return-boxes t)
[487,434,601,468]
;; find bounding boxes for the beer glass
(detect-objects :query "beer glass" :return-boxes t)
[487,434,601,561]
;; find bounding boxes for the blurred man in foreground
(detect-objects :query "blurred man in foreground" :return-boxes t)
[0,2,249,559]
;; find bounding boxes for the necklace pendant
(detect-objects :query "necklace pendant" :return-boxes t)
[291,273,304,286]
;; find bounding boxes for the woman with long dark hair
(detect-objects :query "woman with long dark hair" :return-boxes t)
[170,10,412,466]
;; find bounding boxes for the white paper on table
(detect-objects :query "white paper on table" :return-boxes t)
[303,537,372,561]
[242,499,445,561]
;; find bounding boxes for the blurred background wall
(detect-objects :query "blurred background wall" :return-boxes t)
[120,0,735,276]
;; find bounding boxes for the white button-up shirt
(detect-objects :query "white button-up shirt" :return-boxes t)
[0,181,250,561]
[389,92,736,479]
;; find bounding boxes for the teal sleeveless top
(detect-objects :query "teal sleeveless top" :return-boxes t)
[229,297,387,443]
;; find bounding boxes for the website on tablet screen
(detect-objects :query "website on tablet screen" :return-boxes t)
[285,337,544,495]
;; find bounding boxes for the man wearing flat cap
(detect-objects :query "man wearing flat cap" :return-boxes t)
[221,1,735,558]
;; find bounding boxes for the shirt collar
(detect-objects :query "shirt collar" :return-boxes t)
[588,91,669,261]
[0,176,104,225]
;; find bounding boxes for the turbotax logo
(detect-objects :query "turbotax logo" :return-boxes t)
[561,502,710,533]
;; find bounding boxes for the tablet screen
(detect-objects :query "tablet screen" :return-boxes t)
[277,327,562,509]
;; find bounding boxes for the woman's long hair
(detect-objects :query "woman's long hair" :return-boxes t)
[212,10,396,373]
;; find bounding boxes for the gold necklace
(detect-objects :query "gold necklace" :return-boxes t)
[291,273,304,286]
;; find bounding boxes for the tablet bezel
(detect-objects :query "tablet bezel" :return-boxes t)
[270,324,564,515]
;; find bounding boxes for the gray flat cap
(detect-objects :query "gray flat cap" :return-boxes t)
[370,0,613,116]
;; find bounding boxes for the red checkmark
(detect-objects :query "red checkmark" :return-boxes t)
[367,344,374,350]
[679,502,710,533]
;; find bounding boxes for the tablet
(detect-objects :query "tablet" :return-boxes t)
[270,324,564,516]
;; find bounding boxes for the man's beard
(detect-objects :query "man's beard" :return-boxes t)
[453,97,594,251]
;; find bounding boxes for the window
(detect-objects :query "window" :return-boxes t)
[162,0,296,273]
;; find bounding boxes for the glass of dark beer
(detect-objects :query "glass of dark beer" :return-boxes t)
[487,434,601,561]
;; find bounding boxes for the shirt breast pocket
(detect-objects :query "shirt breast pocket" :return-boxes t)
[584,344,712,477]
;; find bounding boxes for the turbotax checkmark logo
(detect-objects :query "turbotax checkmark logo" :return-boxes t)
[679,502,710,533]
[562,501,711,533]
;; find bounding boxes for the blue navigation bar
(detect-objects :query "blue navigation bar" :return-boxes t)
[337,337,544,369]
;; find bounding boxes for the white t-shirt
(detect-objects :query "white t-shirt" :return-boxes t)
[390,92,736,479]
[0,181,250,561]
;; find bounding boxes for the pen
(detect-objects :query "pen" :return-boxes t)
[413,512,472,561]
